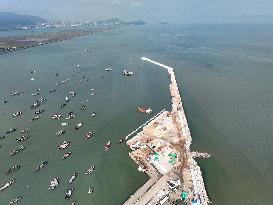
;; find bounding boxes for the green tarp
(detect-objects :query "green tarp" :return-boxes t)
[181,191,188,199]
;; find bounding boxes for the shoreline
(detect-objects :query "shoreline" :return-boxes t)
[123,57,210,205]
[0,28,111,55]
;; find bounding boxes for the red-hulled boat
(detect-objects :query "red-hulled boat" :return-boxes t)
[104,141,111,151]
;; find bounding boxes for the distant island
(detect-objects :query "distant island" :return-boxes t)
[0,12,146,54]
[0,12,145,31]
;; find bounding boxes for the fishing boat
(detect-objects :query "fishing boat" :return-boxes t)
[59,103,66,108]
[20,128,30,133]
[65,187,74,200]
[34,161,48,172]
[0,135,6,140]
[12,112,22,117]
[105,67,112,71]
[80,105,86,110]
[122,69,134,76]
[85,132,93,140]
[0,179,16,191]
[70,91,76,97]
[5,165,21,175]
[49,177,59,190]
[9,196,22,204]
[68,173,78,184]
[88,187,94,194]
[32,92,40,96]
[85,165,95,175]
[10,145,25,156]
[91,112,96,117]
[30,115,42,122]
[38,98,46,103]
[16,135,30,142]
[72,201,76,205]
[136,106,153,114]
[52,114,62,119]
[118,138,125,144]
[34,108,45,115]
[30,101,40,109]
[66,112,76,119]
[56,130,65,136]
[63,152,72,159]
[6,128,17,134]
[75,123,83,130]
[104,141,111,151]
[58,141,71,150]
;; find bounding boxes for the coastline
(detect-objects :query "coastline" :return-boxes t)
[123,57,210,205]
[0,28,111,55]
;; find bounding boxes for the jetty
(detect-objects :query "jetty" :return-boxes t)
[123,57,210,205]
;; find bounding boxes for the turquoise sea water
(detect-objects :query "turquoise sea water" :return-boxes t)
[0,24,272,205]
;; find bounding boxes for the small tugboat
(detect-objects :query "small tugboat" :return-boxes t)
[62,152,72,159]
[10,145,25,156]
[16,135,30,142]
[104,141,111,151]
[12,112,22,117]
[34,161,48,172]
[9,196,22,204]
[20,128,30,133]
[68,173,78,184]
[58,141,71,150]
[5,165,21,175]
[56,130,65,136]
[6,128,17,134]
[75,123,83,130]
[88,187,94,194]
[85,132,93,140]
[136,106,153,114]
[91,112,96,117]
[0,179,16,191]
[85,165,95,175]
[30,115,42,122]
[52,114,62,120]
[65,187,74,200]
[49,177,59,190]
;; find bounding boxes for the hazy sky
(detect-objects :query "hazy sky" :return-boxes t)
[0,0,273,23]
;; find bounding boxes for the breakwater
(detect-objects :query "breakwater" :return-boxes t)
[141,57,210,205]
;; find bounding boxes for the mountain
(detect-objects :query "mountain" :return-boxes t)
[0,12,46,29]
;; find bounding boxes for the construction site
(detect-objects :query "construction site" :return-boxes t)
[123,57,210,205]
